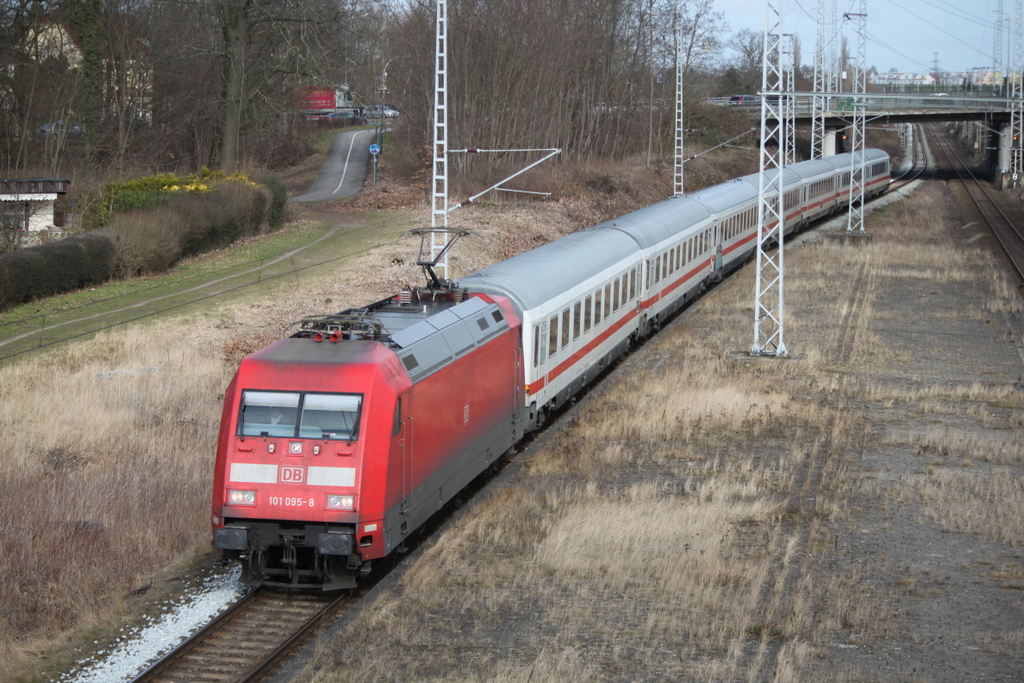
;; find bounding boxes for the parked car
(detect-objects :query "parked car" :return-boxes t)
[364,105,400,118]
[36,121,83,137]
[326,110,364,124]
[728,95,759,106]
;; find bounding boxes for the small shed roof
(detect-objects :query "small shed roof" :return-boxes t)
[0,179,71,200]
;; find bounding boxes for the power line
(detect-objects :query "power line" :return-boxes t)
[866,31,934,71]
[888,0,994,59]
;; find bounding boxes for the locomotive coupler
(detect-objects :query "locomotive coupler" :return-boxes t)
[280,535,298,567]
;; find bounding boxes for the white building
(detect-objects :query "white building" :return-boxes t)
[0,178,72,247]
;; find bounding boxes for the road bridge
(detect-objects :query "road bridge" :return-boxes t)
[734,92,1020,185]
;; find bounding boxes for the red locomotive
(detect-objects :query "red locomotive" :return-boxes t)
[212,287,522,589]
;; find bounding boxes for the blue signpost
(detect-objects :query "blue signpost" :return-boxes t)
[369,144,380,187]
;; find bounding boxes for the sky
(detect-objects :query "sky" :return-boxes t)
[713,0,1004,74]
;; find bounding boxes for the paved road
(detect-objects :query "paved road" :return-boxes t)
[293,128,374,202]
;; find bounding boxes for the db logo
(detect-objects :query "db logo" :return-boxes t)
[279,466,305,484]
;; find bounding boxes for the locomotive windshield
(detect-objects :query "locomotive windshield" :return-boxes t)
[239,390,362,441]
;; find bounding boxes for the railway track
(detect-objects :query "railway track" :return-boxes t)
[889,123,927,192]
[130,588,351,683]
[930,126,1024,284]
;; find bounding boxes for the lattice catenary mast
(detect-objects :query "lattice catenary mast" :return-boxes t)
[1012,0,1023,185]
[782,34,797,167]
[751,0,787,357]
[997,0,1006,84]
[811,0,838,158]
[844,3,867,234]
[674,21,685,196]
[430,0,450,279]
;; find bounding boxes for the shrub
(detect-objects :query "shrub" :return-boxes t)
[99,177,275,277]
[0,233,115,310]
[258,175,288,231]
[96,169,258,229]
[102,207,186,276]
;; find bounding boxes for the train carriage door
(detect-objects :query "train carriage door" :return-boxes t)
[711,221,723,280]
[539,319,549,400]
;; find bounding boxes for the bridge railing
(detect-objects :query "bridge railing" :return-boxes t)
[717,91,1017,116]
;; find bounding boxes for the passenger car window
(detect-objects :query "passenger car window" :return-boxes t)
[549,315,558,357]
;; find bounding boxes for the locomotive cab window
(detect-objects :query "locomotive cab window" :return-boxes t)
[239,391,298,437]
[301,394,362,440]
[239,390,362,441]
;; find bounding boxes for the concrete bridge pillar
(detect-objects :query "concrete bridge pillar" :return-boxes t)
[823,127,840,157]
[996,123,1013,188]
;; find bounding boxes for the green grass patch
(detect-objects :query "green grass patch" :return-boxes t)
[0,209,419,364]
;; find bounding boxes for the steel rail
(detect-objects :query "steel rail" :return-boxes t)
[129,587,348,683]
[238,591,350,683]
[931,128,1024,282]
[889,124,926,191]
[129,588,263,683]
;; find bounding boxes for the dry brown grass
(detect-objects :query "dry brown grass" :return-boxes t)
[915,469,1024,547]
[0,323,230,680]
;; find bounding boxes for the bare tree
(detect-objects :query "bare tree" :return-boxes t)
[216,0,343,172]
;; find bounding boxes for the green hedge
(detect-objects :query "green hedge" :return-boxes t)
[99,176,285,277]
[0,233,115,311]
[0,172,289,308]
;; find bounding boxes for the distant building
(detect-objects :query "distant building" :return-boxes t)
[0,178,73,248]
[870,69,1020,91]
[871,71,937,87]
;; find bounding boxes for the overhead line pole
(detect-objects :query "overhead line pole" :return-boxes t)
[845,5,867,234]
[751,0,787,357]
[1012,0,1023,185]
[430,0,450,280]
[782,33,797,167]
[996,0,1006,87]
[811,2,828,159]
[674,19,685,196]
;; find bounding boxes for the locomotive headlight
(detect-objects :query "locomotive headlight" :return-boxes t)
[326,494,355,511]
[227,489,256,506]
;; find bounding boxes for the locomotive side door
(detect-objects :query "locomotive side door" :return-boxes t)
[512,342,523,438]
[398,395,412,516]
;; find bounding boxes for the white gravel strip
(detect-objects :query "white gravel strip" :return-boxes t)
[60,568,247,683]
